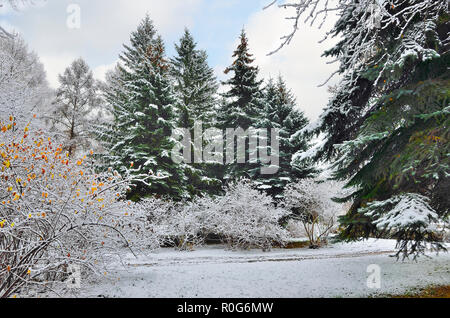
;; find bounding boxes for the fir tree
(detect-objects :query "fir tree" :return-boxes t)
[96,16,188,200]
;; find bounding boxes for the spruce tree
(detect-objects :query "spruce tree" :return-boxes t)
[287,1,449,258]
[253,76,316,199]
[219,29,265,129]
[170,28,219,125]
[170,28,222,196]
[218,29,266,181]
[96,16,187,200]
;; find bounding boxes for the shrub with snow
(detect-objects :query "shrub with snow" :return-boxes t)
[285,219,308,238]
[282,178,347,248]
[0,118,152,298]
[205,180,290,251]
[140,180,290,251]
[139,197,207,250]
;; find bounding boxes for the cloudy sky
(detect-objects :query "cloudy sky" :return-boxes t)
[1,0,339,121]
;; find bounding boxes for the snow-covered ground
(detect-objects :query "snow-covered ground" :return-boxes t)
[28,239,450,298]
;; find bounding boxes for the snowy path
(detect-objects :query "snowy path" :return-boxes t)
[58,239,450,298]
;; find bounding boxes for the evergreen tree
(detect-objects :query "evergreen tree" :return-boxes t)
[219,29,265,129]
[286,0,449,258]
[170,28,219,125]
[218,29,266,181]
[96,16,188,200]
[252,76,316,199]
[170,28,222,196]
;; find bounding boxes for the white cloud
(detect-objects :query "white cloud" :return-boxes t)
[39,54,78,88]
[10,0,205,87]
[7,0,204,81]
[244,4,341,121]
[41,55,117,88]
[16,0,204,54]
[111,0,203,33]
[93,60,118,82]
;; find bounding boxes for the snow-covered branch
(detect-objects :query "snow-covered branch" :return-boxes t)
[0,119,154,297]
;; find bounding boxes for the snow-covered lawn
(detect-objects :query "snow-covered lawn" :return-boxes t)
[30,239,450,298]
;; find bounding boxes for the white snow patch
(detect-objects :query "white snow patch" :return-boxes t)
[28,239,450,298]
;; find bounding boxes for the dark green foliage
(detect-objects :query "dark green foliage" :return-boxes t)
[170,28,222,196]
[96,16,188,200]
[217,29,266,182]
[171,28,219,125]
[252,76,317,199]
[219,29,265,130]
[306,2,450,257]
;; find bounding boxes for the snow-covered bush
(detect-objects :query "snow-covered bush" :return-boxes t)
[282,179,347,248]
[139,180,290,251]
[204,180,290,251]
[0,118,151,298]
[139,197,208,250]
[285,219,308,238]
[359,193,447,259]
[443,227,450,243]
